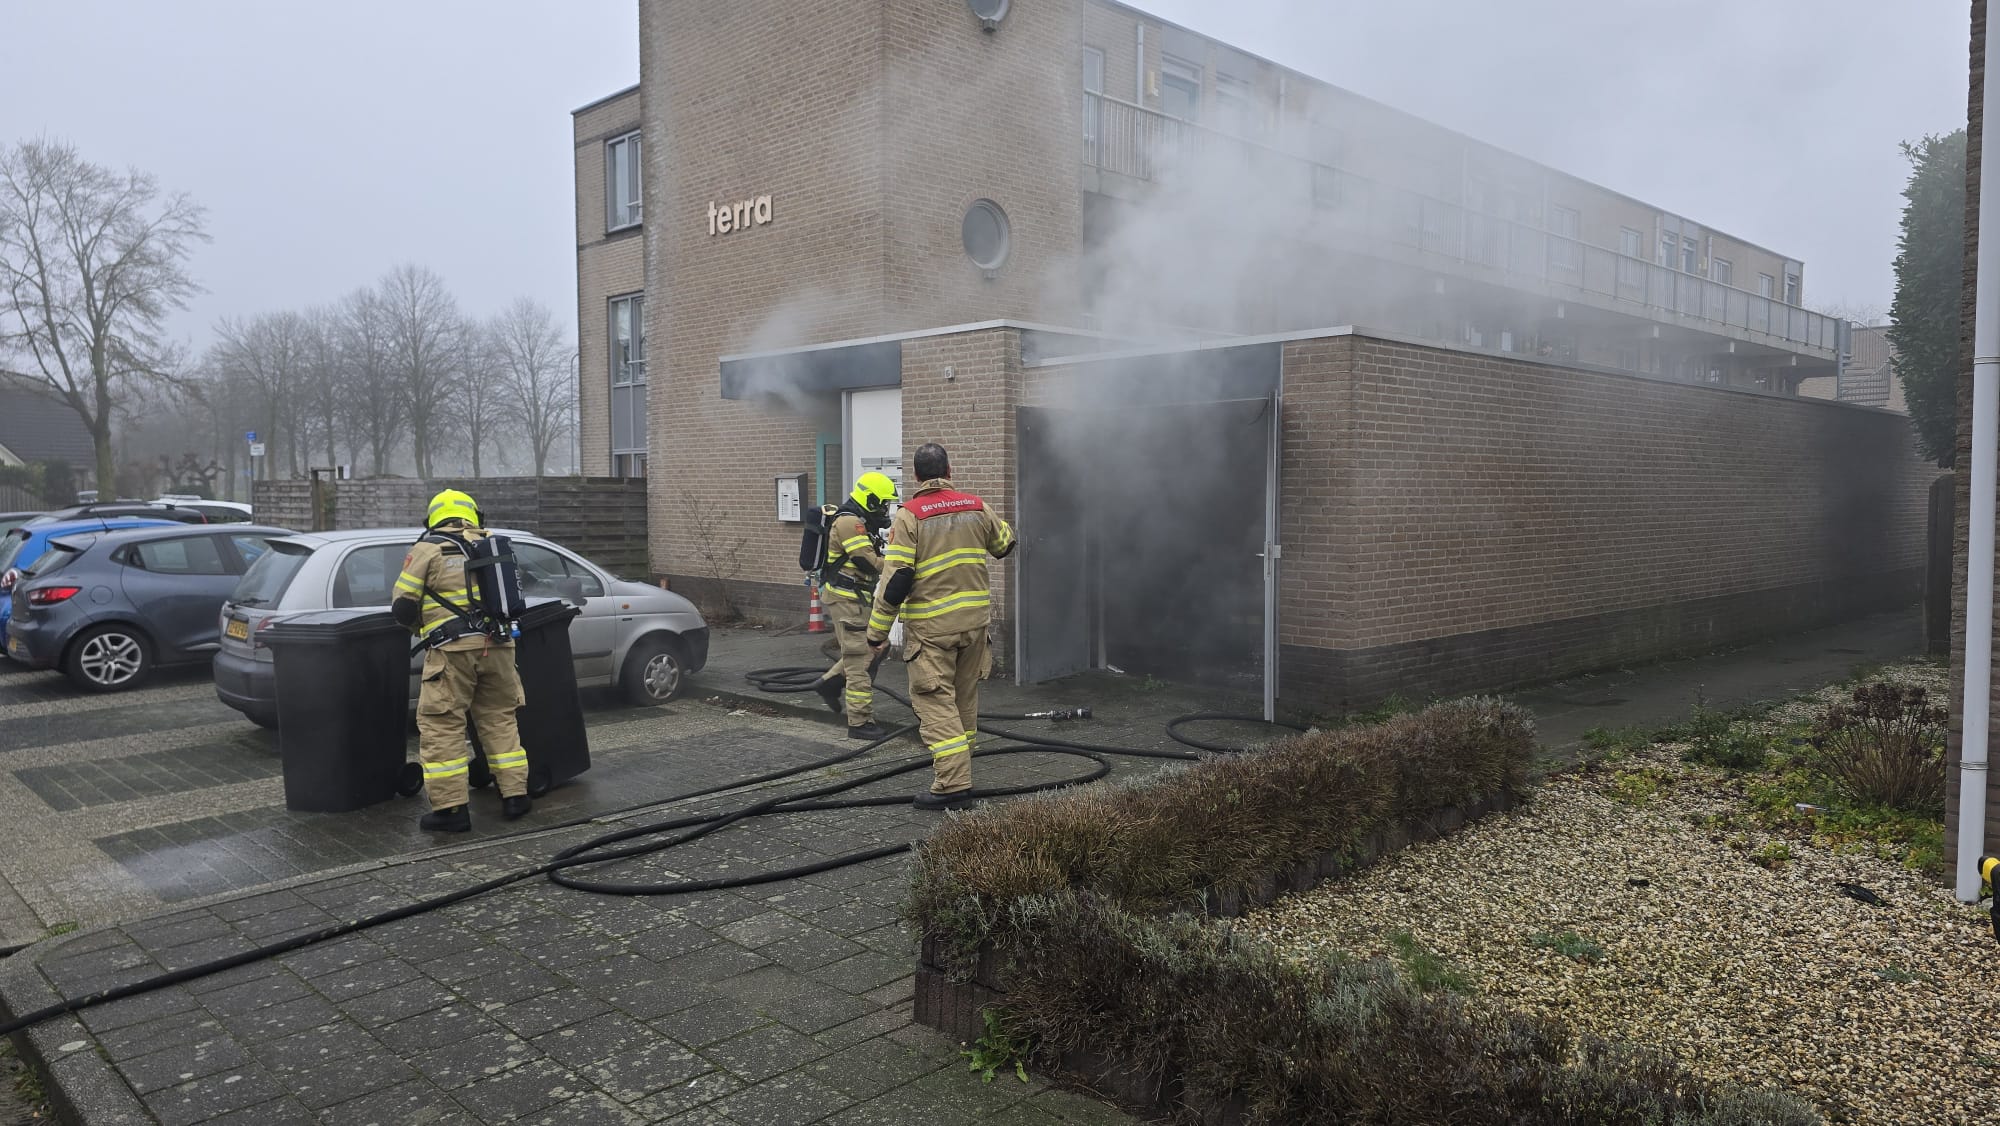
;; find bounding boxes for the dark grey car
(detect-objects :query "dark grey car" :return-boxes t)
[5,524,292,691]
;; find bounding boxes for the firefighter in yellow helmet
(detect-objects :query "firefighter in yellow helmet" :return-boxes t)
[814,471,899,739]
[391,489,531,832]
[866,444,1015,810]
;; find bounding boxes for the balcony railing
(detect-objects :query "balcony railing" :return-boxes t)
[1082,94,1837,354]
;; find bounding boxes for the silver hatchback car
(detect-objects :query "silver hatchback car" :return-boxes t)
[212,528,708,727]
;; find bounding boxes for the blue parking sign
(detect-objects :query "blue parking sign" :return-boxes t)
[245,431,257,443]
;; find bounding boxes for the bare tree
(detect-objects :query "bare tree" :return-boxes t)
[335,286,404,476]
[210,310,314,478]
[1811,300,1890,328]
[300,305,344,470]
[458,320,511,477]
[378,264,462,477]
[0,139,207,489]
[489,297,575,476]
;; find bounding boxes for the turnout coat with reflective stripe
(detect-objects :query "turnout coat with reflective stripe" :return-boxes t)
[822,511,881,600]
[394,526,506,653]
[867,479,1014,643]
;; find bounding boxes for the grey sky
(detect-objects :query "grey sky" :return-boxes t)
[0,0,1967,352]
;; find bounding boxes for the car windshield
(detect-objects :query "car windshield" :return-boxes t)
[0,529,31,572]
[230,541,310,607]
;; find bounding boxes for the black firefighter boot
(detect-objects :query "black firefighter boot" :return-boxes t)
[420,805,471,833]
[503,794,533,820]
[815,675,846,715]
[848,721,888,740]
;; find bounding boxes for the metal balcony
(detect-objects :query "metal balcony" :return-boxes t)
[1082,94,1838,357]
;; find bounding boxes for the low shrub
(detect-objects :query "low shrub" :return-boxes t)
[908,699,1817,1123]
[910,698,1536,968]
[1386,929,1474,993]
[1681,704,1769,771]
[1527,930,1606,964]
[1000,893,1817,1126]
[1807,683,1946,812]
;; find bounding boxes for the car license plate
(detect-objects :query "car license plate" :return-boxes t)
[226,618,250,641]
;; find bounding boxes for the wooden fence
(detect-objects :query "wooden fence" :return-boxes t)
[253,477,651,578]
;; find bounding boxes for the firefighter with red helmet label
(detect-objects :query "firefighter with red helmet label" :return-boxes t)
[866,444,1015,810]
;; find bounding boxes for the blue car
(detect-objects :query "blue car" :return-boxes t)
[6,523,289,690]
[0,517,175,655]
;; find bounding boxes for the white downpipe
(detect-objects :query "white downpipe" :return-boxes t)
[1958,56,2000,903]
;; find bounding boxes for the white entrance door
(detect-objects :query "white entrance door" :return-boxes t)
[843,388,904,502]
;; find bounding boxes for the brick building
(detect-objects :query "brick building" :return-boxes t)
[571,0,1931,716]
[1798,324,1908,412]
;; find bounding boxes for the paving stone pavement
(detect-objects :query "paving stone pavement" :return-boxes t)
[0,611,1923,1123]
[1,725,1162,1123]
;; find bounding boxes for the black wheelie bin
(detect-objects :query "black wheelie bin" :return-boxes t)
[466,598,591,798]
[263,608,422,812]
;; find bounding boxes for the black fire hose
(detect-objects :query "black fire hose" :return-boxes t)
[0,668,1302,1039]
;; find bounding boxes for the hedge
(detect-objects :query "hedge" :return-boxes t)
[906,698,1820,1126]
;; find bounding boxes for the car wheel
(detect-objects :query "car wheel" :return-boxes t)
[621,636,687,707]
[65,626,152,692]
[246,709,279,730]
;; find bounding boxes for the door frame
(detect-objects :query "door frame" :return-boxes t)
[1012,395,1283,720]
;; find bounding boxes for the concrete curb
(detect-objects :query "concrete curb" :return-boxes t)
[1,934,155,1125]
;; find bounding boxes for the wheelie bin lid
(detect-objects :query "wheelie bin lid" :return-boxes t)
[516,598,580,631]
[260,608,407,647]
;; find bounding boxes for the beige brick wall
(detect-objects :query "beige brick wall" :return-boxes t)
[1279,335,1936,654]
[574,87,643,479]
[901,329,1022,644]
[639,0,1083,596]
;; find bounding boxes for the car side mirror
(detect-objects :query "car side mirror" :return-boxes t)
[556,576,587,606]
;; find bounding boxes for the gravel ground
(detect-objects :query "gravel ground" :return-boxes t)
[1240,669,1999,1126]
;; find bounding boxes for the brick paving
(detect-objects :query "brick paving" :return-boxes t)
[0,612,1924,1123]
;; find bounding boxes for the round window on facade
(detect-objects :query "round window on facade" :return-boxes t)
[961,199,1011,276]
[967,0,1010,30]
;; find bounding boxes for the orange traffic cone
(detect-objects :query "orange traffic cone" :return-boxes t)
[807,584,828,633]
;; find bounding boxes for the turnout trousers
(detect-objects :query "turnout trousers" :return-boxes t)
[416,645,529,807]
[818,595,876,724]
[904,627,989,795]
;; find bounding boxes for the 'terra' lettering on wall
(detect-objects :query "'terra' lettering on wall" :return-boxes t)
[709,195,774,235]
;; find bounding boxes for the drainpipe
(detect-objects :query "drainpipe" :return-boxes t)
[1958,53,2000,903]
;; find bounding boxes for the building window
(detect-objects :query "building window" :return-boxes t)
[1682,237,1698,274]
[1159,56,1201,122]
[1784,272,1800,305]
[1311,165,1341,210]
[1215,73,1261,138]
[1758,273,1775,299]
[1660,234,1677,268]
[1620,228,1642,258]
[1083,47,1105,163]
[1710,257,1732,287]
[606,131,642,231]
[961,199,1011,274]
[610,294,646,476]
[1549,205,1580,269]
